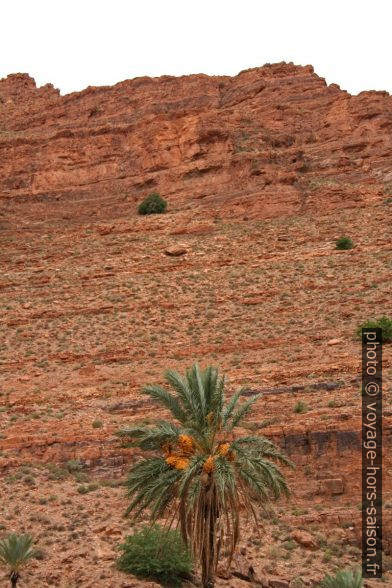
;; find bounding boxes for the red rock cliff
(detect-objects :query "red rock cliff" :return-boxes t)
[1,63,391,222]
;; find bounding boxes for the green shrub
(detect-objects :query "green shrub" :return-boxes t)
[45,463,67,481]
[77,485,89,495]
[335,236,354,250]
[66,459,83,472]
[77,483,98,494]
[33,548,46,560]
[356,316,392,343]
[294,400,308,414]
[138,193,167,215]
[73,471,90,483]
[282,539,296,551]
[318,568,362,588]
[117,525,192,587]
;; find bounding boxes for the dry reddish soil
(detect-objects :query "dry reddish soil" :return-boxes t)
[0,63,391,587]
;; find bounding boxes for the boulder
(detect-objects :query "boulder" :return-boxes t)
[164,244,188,257]
[327,338,343,345]
[291,529,319,550]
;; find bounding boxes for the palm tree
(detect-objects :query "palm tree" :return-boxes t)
[0,533,34,587]
[119,364,293,588]
[319,568,363,588]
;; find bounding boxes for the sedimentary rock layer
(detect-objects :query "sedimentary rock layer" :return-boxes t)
[1,63,391,223]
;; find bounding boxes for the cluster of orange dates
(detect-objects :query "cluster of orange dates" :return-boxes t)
[163,434,235,472]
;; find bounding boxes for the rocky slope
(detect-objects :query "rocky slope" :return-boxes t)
[0,64,391,586]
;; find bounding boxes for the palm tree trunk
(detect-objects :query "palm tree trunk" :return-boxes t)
[201,517,216,588]
[201,486,217,588]
[10,571,19,587]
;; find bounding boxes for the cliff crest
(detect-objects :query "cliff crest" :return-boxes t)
[1,62,391,222]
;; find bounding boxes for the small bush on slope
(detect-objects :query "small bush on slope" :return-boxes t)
[294,400,308,414]
[356,316,392,343]
[117,525,192,587]
[335,236,354,250]
[138,192,167,215]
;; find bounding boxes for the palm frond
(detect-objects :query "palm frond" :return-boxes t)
[194,364,207,418]
[225,393,262,431]
[142,384,187,423]
[319,568,363,588]
[164,369,199,423]
[232,436,295,468]
[125,457,181,518]
[222,388,242,427]
[117,421,180,449]
[0,533,34,572]
[235,451,290,500]
[210,371,225,428]
[178,456,204,497]
[213,456,237,509]
[202,366,216,412]
[185,365,206,426]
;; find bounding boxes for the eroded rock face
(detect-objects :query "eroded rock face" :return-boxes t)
[1,63,391,224]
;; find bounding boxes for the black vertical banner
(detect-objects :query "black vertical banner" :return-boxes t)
[362,327,382,578]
